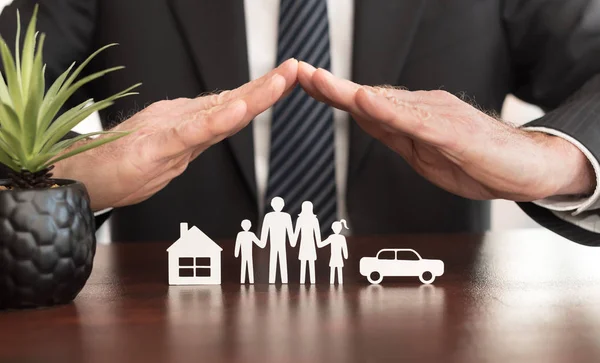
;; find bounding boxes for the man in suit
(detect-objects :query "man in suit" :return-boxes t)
[1,0,600,245]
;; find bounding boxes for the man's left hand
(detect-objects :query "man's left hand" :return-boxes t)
[298,62,595,202]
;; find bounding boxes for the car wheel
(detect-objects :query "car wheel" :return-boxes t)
[419,271,435,284]
[367,271,383,285]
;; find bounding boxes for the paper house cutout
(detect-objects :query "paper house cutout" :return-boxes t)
[167,223,222,285]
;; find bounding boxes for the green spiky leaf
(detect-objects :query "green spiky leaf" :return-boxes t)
[35,61,75,137]
[0,101,23,157]
[36,45,123,135]
[40,132,130,170]
[0,70,12,108]
[0,4,140,177]
[0,145,18,170]
[22,34,45,154]
[40,84,140,153]
[47,130,126,154]
[20,7,39,99]
[0,37,22,116]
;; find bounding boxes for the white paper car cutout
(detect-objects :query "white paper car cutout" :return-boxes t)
[360,249,444,285]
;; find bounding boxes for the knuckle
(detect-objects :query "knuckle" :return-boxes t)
[393,103,432,136]
[169,126,187,147]
[197,93,220,108]
[148,99,171,112]
[166,121,195,151]
[202,109,226,138]
[203,94,216,107]
[216,90,232,104]
[429,89,456,102]
[185,107,229,141]
[412,105,432,123]
[172,97,191,104]
[373,86,393,98]
[173,158,189,176]
[411,90,429,104]
[163,156,189,177]
[387,95,412,112]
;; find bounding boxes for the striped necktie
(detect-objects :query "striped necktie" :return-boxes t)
[266,0,337,232]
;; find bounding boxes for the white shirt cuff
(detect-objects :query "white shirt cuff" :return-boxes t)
[550,209,600,233]
[94,207,113,217]
[523,126,600,215]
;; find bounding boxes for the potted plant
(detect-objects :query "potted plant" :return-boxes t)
[0,6,140,309]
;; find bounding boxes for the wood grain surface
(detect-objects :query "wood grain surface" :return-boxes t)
[2,229,600,363]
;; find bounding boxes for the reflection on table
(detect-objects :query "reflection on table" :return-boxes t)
[3,229,600,363]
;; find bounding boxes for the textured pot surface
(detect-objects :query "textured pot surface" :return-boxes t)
[0,180,96,309]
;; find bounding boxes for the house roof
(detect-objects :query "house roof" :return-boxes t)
[167,226,223,254]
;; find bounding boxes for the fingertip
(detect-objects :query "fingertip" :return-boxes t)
[281,57,298,67]
[275,59,298,88]
[297,63,315,88]
[278,58,298,74]
[271,73,287,93]
[299,61,316,74]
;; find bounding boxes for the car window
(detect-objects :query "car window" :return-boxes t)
[377,250,396,260]
[396,251,420,260]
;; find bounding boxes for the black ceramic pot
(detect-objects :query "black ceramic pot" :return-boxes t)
[0,179,96,309]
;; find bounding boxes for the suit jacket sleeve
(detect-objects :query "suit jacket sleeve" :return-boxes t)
[0,0,110,229]
[503,0,600,245]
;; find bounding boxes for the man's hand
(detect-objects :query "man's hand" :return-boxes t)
[54,59,299,211]
[298,61,595,202]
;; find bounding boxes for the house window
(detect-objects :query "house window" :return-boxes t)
[179,257,211,277]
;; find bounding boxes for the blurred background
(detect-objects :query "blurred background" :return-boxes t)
[0,0,543,243]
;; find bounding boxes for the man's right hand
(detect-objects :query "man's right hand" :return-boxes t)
[54,59,299,211]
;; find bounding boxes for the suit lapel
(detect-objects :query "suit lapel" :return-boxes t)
[169,0,257,199]
[349,0,428,179]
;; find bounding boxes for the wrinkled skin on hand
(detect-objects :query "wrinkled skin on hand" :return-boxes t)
[55,59,299,211]
[297,61,595,202]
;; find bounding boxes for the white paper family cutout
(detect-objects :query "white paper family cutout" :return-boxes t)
[167,197,349,285]
[261,197,295,284]
[318,219,349,284]
[359,248,444,285]
[234,219,264,284]
[292,201,320,284]
[167,198,444,286]
[244,197,350,285]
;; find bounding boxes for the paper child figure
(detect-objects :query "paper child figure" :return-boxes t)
[318,219,349,284]
[234,219,265,284]
[293,201,321,284]
[261,197,296,284]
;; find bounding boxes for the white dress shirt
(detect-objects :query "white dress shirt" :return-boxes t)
[242,0,600,232]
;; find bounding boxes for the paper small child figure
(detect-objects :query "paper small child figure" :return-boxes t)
[318,219,349,284]
[234,219,265,284]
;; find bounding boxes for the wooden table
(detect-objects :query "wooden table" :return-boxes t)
[2,229,600,363]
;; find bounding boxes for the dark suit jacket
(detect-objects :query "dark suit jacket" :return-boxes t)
[1,0,600,245]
